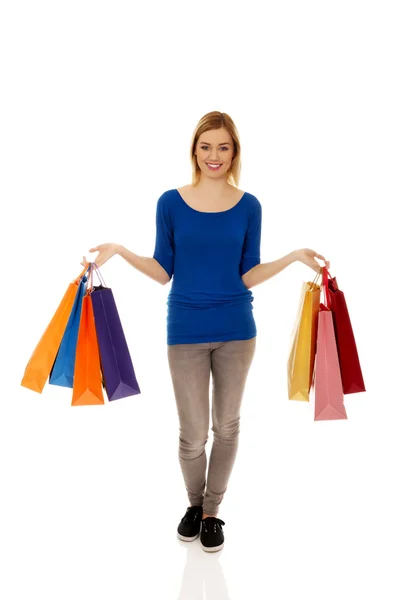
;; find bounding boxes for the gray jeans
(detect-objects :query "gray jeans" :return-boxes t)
[167,336,257,517]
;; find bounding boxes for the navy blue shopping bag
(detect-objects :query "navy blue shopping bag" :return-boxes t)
[90,264,141,401]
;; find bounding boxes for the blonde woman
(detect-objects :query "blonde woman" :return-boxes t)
[82,111,330,553]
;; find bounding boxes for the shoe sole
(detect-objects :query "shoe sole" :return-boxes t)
[177,531,200,542]
[200,541,224,552]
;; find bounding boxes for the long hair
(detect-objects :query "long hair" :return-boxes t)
[189,111,242,187]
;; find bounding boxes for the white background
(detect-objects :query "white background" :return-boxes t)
[1,1,399,598]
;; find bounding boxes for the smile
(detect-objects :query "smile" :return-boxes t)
[206,163,222,170]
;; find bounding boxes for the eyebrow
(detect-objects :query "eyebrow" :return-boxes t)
[199,141,231,145]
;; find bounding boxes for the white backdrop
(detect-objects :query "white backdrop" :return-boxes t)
[1,1,399,599]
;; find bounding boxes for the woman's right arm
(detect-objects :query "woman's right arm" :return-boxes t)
[83,194,174,286]
[82,243,170,285]
[118,245,170,285]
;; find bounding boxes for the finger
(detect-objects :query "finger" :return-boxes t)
[89,246,98,253]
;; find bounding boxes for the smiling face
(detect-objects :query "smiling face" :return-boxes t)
[195,128,235,181]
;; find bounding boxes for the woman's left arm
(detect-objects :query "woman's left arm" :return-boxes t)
[242,249,330,289]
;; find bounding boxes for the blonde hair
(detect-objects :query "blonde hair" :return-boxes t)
[189,111,242,187]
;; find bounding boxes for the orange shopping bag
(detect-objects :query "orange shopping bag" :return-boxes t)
[72,265,104,406]
[21,266,89,394]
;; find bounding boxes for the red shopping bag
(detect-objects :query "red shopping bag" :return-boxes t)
[313,268,347,421]
[327,272,366,394]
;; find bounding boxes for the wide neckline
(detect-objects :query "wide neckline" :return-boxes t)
[174,188,247,214]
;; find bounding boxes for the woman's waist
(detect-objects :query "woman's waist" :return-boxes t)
[166,300,256,336]
[167,289,253,310]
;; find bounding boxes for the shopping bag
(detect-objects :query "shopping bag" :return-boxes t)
[72,279,104,406]
[21,265,89,394]
[90,263,141,401]
[313,268,347,421]
[287,272,321,401]
[49,269,89,388]
[327,272,366,395]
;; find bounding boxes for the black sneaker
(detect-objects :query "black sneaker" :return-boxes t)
[177,505,203,542]
[200,517,225,552]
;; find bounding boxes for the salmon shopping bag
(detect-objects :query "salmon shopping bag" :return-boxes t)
[49,267,89,388]
[21,265,89,394]
[91,263,141,401]
[327,272,366,395]
[72,264,104,406]
[287,272,321,401]
[313,267,347,421]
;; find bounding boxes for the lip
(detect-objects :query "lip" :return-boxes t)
[205,163,223,169]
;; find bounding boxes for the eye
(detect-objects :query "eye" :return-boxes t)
[200,146,229,151]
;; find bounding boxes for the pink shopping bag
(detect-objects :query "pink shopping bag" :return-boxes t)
[313,268,347,421]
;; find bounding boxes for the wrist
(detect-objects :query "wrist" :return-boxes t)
[290,250,299,262]
[115,244,124,256]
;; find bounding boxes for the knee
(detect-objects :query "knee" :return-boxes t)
[212,418,240,441]
[178,433,208,457]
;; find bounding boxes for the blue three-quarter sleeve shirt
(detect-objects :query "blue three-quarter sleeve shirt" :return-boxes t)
[153,188,262,345]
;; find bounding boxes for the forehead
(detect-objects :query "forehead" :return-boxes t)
[198,128,232,144]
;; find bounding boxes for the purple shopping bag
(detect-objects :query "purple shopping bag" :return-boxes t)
[90,264,141,401]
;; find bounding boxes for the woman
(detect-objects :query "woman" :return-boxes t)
[82,111,330,553]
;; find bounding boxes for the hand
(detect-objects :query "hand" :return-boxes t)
[294,248,330,274]
[81,243,121,269]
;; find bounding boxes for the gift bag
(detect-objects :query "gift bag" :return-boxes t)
[287,272,321,401]
[90,263,141,401]
[49,268,89,388]
[21,265,89,394]
[314,268,347,421]
[72,271,104,406]
[327,272,366,395]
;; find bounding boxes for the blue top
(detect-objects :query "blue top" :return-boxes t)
[153,188,262,345]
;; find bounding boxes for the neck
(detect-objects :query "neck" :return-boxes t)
[194,177,233,196]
